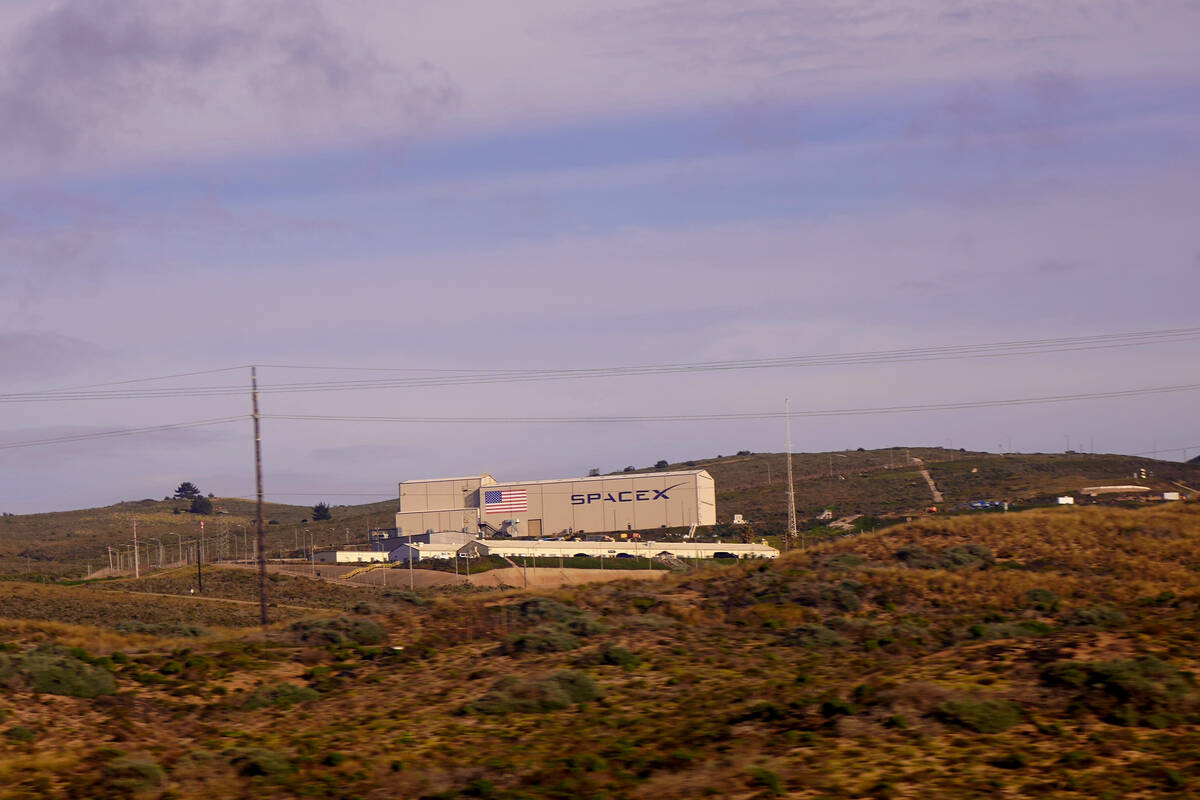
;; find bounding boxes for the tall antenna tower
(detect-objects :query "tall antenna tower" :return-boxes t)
[785,398,797,550]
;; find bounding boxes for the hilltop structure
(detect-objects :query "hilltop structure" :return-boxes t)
[392,469,716,539]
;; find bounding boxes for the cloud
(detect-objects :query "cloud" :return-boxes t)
[0,0,459,171]
[0,331,108,378]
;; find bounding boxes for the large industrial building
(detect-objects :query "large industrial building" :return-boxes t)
[395,470,717,538]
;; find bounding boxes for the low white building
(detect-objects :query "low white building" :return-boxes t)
[313,550,390,564]
[388,540,468,563]
[457,539,778,560]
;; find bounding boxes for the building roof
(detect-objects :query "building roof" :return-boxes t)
[399,475,491,485]
[492,469,712,488]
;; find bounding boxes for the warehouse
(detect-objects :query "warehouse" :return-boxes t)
[395,470,716,538]
[458,540,777,560]
[313,549,389,564]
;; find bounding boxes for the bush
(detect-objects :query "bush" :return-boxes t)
[1040,657,1196,727]
[288,617,385,647]
[1063,607,1127,628]
[3,725,36,742]
[933,698,1022,733]
[100,757,165,793]
[501,623,580,655]
[577,644,641,670]
[464,670,600,715]
[788,624,848,649]
[113,621,210,637]
[894,543,993,570]
[1025,588,1060,613]
[228,747,294,781]
[820,553,863,570]
[0,650,117,698]
[243,682,320,710]
[747,767,785,796]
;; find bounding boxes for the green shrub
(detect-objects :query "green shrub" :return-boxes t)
[821,553,863,570]
[243,682,320,710]
[228,747,294,781]
[113,621,210,637]
[577,644,641,670]
[501,623,580,655]
[788,624,848,648]
[895,543,993,570]
[1063,607,1127,628]
[0,650,117,698]
[989,753,1028,769]
[3,725,36,742]
[517,598,577,622]
[968,620,1053,640]
[383,590,424,606]
[934,698,1022,733]
[464,670,600,715]
[747,767,785,796]
[1041,657,1196,727]
[1025,588,1060,613]
[288,617,385,647]
[100,757,165,793]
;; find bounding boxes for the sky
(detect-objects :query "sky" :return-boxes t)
[1,0,1198,514]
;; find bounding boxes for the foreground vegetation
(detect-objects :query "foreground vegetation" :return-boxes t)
[0,501,1197,797]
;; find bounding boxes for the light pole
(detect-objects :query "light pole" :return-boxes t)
[146,538,163,570]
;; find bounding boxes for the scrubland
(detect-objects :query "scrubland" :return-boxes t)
[0,502,1198,798]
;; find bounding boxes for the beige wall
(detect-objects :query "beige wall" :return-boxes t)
[479,471,715,536]
[395,508,480,534]
[399,476,491,513]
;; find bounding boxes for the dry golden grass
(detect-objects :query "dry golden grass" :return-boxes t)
[0,502,1197,798]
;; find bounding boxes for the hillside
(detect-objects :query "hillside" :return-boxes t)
[647,448,1199,532]
[0,502,1196,797]
[2,449,1197,577]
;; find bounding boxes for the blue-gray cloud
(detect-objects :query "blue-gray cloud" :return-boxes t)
[0,0,458,166]
[0,331,108,378]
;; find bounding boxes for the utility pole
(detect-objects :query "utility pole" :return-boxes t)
[785,398,797,552]
[197,521,204,592]
[133,518,140,579]
[251,366,268,625]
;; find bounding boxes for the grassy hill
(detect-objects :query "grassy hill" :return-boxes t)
[644,447,1200,533]
[2,448,1197,578]
[0,502,1197,797]
[0,496,399,578]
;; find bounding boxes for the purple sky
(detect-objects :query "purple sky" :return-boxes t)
[2,0,1198,513]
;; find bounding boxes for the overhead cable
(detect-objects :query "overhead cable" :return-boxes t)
[0,416,246,451]
[2,326,1198,402]
[261,382,1200,424]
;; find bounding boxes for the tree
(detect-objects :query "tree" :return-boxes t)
[189,496,213,515]
[654,460,669,469]
[174,482,201,500]
[311,502,332,521]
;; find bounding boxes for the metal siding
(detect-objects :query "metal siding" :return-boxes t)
[477,472,711,535]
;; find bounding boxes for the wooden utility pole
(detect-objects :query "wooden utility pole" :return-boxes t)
[252,366,268,625]
[133,518,140,578]
[785,398,797,552]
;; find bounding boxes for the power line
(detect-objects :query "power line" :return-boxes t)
[261,381,1200,424]
[3,326,1198,403]
[2,382,1195,451]
[0,417,246,451]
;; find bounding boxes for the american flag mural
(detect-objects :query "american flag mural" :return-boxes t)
[484,489,528,513]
